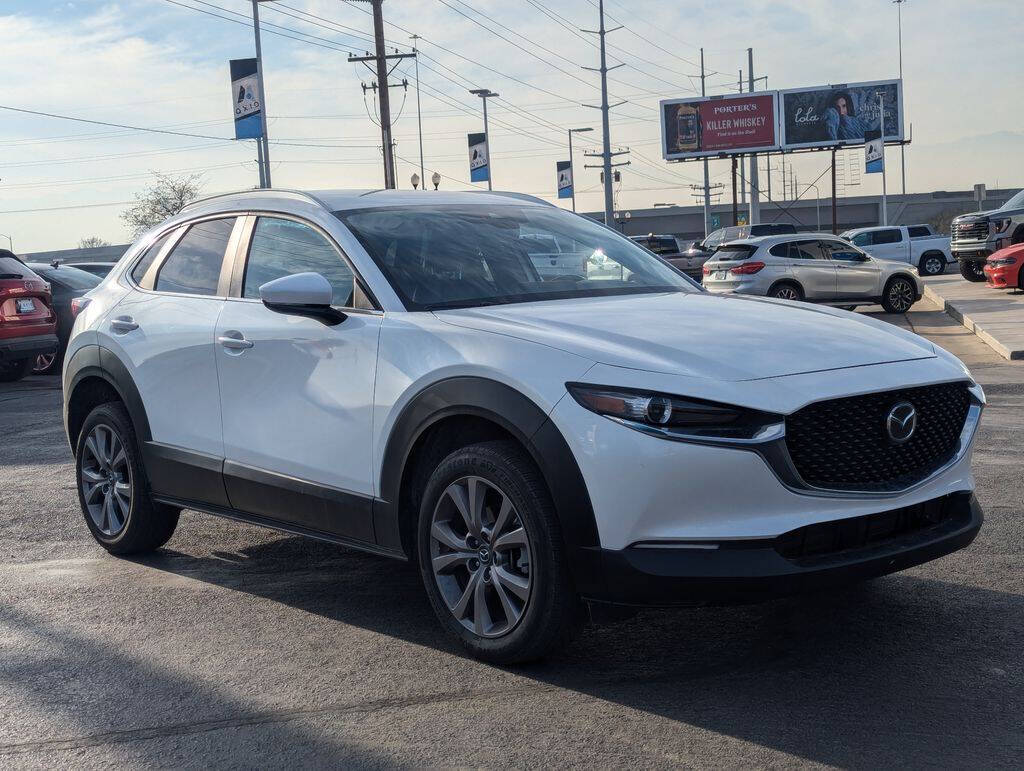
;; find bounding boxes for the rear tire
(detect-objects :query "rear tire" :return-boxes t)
[881,276,916,314]
[769,282,803,301]
[959,260,986,282]
[0,358,33,382]
[417,440,582,664]
[918,253,946,277]
[75,402,180,555]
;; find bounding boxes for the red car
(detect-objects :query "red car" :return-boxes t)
[983,244,1024,291]
[0,250,58,382]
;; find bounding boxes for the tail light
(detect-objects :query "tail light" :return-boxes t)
[702,264,713,275]
[730,261,766,275]
[70,297,91,318]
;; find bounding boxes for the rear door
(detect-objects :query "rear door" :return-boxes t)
[214,214,383,542]
[780,239,837,299]
[105,217,240,506]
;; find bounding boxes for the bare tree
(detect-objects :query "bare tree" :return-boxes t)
[926,208,960,236]
[121,172,203,237]
[78,236,110,249]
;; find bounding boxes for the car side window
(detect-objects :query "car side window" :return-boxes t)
[873,229,902,245]
[154,218,236,296]
[907,226,931,238]
[850,233,872,247]
[824,241,866,262]
[772,240,821,260]
[131,230,175,284]
[243,217,365,308]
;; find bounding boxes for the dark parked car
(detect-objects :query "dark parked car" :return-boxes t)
[682,223,799,278]
[25,263,100,374]
[64,261,118,278]
[629,234,701,279]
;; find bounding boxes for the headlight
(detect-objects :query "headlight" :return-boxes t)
[566,383,783,443]
[992,218,1012,234]
[989,256,1016,266]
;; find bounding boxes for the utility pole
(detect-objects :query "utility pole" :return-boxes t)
[470,89,498,191]
[731,156,739,226]
[738,69,745,207]
[747,48,760,224]
[568,127,594,212]
[879,92,889,225]
[582,0,629,226]
[251,0,272,187]
[895,0,908,195]
[348,1,414,189]
[700,48,711,236]
[410,34,425,191]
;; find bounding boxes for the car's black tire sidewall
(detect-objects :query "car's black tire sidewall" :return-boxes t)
[416,440,579,664]
[75,402,179,555]
[0,358,33,382]
[769,282,803,301]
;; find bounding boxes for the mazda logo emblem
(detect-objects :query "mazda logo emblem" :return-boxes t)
[886,401,917,444]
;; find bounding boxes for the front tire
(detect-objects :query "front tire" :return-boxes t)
[417,440,581,663]
[75,402,180,555]
[882,276,916,314]
[0,358,33,382]
[959,260,986,282]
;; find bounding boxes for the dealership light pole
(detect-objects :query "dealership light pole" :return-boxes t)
[895,0,908,195]
[700,48,711,236]
[470,89,498,191]
[878,92,889,225]
[410,34,426,191]
[567,127,593,212]
[251,0,272,187]
[0,233,12,252]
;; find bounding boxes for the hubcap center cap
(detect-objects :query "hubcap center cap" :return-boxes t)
[478,547,491,564]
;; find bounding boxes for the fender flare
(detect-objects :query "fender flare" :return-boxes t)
[377,376,605,597]
[64,344,152,449]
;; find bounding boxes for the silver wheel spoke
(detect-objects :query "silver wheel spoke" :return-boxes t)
[491,497,513,539]
[432,551,474,573]
[450,570,479,619]
[431,521,466,551]
[490,571,519,627]
[465,477,485,537]
[83,479,104,504]
[493,566,530,602]
[81,467,105,484]
[84,435,102,469]
[107,492,124,532]
[494,527,527,552]
[81,424,131,537]
[473,573,492,636]
[446,484,477,538]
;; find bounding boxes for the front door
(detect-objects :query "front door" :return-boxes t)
[785,239,837,300]
[214,215,382,542]
[103,217,241,506]
[825,240,880,298]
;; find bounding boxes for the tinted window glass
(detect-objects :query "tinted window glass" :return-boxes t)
[32,265,101,290]
[849,233,872,247]
[770,240,821,260]
[714,246,756,261]
[907,226,931,238]
[243,217,358,307]
[132,231,174,284]
[872,229,902,245]
[0,256,31,278]
[823,241,867,261]
[336,205,696,311]
[155,219,235,296]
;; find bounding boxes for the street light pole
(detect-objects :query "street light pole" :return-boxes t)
[567,127,593,212]
[0,233,12,252]
[410,34,426,191]
[895,0,908,195]
[251,0,272,187]
[470,89,498,191]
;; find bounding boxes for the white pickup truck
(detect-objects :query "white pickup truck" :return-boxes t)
[840,224,952,276]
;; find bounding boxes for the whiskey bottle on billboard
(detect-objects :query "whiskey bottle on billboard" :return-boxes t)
[675,104,700,152]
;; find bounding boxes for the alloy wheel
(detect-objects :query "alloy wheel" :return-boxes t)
[33,353,56,373]
[80,424,132,537]
[923,256,944,276]
[429,476,533,639]
[888,279,914,313]
[774,286,799,301]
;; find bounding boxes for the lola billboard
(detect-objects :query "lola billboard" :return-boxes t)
[779,79,904,150]
[660,92,780,160]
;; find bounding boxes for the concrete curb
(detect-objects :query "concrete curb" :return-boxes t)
[923,284,1024,361]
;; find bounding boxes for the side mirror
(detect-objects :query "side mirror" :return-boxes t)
[259,272,347,325]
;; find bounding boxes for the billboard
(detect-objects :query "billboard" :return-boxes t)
[229,58,262,140]
[779,79,903,150]
[556,161,573,199]
[468,132,489,183]
[660,92,779,160]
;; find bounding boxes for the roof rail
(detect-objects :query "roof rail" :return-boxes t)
[465,190,555,207]
[179,188,332,213]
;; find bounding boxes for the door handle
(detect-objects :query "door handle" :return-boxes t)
[218,333,254,351]
[110,316,139,333]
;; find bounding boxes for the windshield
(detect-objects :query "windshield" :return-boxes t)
[336,205,698,310]
[1000,189,1024,211]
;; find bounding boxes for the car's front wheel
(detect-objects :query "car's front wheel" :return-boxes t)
[882,276,917,314]
[75,402,180,555]
[417,440,581,663]
[959,260,986,282]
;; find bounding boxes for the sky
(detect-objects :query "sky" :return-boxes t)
[1,0,1022,253]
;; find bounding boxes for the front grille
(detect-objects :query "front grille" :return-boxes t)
[774,494,970,564]
[784,383,971,492]
[952,221,989,242]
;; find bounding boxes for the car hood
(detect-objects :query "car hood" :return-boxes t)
[434,292,936,382]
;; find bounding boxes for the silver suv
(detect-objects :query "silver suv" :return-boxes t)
[703,234,923,313]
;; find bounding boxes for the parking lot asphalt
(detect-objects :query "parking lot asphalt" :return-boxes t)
[1,299,1022,769]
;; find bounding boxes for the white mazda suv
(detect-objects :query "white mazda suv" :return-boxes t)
[63,189,984,663]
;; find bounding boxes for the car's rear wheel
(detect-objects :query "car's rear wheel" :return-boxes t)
[769,282,803,301]
[918,253,946,277]
[76,402,180,555]
[882,276,916,314]
[417,440,580,663]
[959,260,986,282]
[0,358,33,382]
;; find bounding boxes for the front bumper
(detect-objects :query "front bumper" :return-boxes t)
[0,333,59,362]
[585,491,981,606]
[983,264,1020,288]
